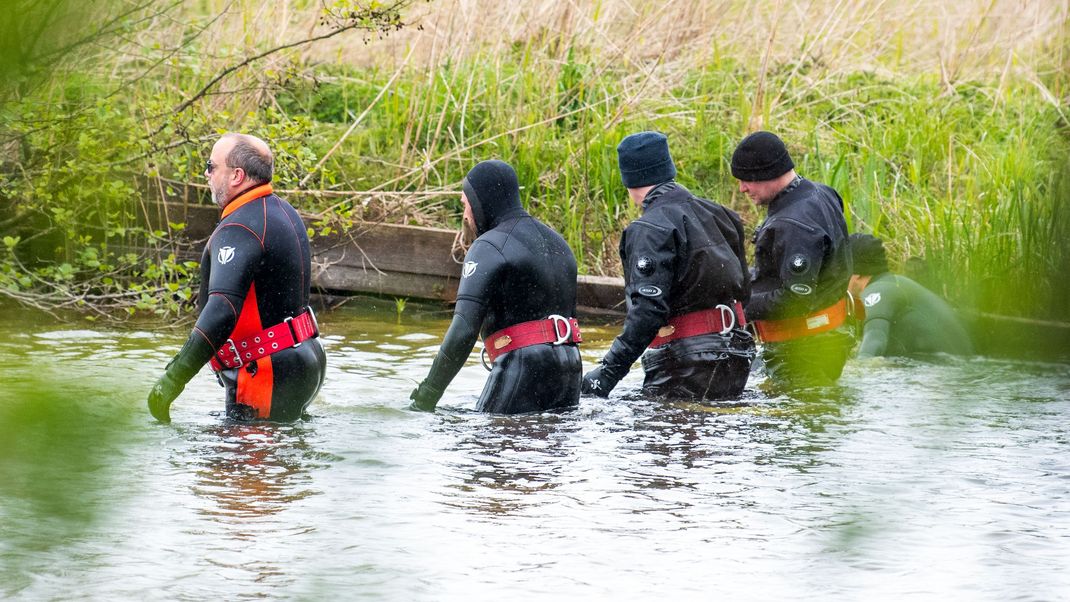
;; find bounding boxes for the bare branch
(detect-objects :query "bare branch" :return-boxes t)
[148,0,416,138]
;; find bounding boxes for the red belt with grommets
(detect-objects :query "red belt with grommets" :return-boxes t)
[753,298,847,343]
[209,309,319,371]
[483,315,582,364]
[648,302,746,348]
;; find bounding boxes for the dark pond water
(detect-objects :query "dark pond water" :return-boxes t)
[1,300,1069,600]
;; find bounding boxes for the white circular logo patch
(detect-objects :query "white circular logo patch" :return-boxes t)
[790,283,813,295]
[637,285,662,297]
[864,292,881,307]
[788,253,810,274]
[462,261,478,278]
[217,246,236,265]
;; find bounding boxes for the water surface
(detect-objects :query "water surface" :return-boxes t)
[1,300,1068,600]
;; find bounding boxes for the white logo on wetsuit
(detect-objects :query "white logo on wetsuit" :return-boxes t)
[638,285,662,297]
[462,261,478,278]
[217,246,236,265]
[864,292,881,307]
[789,253,810,274]
[790,283,813,295]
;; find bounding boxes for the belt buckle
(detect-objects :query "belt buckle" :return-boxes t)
[548,314,571,345]
[715,304,736,335]
[224,338,243,369]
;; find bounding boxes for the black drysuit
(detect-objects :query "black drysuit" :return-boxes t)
[152,184,326,422]
[583,182,755,400]
[748,176,853,386]
[409,161,581,413]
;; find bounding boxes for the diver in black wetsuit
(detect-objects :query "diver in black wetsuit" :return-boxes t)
[147,133,326,423]
[408,160,582,414]
[581,131,755,400]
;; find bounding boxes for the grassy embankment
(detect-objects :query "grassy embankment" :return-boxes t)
[285,0,1070,323]
[2,0,1068,324]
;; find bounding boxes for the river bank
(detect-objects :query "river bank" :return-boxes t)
[1,1,1067,337]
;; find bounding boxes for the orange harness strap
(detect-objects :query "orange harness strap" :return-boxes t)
[753,298,848,343]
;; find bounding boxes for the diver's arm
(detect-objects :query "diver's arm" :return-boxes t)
[747,224,826,320]
[729,208,751,306]
[409,299,487,411]
[856,284,896,358]
[148,226,260,422]
[583,221,675,397]
[857,318,891,358]
[410,241,501,411]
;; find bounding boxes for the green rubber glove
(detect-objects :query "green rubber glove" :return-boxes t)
[147,371,185,423]
[408,381,443,412]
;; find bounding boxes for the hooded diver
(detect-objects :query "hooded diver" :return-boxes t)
[408,160,583,413]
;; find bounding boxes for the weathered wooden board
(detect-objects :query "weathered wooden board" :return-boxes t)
[156,201,626,314]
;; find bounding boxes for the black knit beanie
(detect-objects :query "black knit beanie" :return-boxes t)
[730,131,795,181]
[617,131,677,189]
[849,233,890,276]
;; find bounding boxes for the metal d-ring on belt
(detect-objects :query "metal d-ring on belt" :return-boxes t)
[647,302,746,348]
[209,307,319,371]
[480,314,583,370]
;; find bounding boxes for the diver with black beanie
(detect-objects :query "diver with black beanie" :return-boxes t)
[731,131,853,387]
[582,131,755,400]
[408,160,583,413]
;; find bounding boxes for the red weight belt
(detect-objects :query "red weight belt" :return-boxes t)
[210,310,318,371]
[753,298,847,343]
[648,302,746,348]
[484,315,582,364]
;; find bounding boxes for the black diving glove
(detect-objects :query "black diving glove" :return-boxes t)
[581,365,619,398]
[408,381,444,412]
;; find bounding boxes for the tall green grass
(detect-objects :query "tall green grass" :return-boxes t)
[276,43,1069,321]
[2,0,1067,323]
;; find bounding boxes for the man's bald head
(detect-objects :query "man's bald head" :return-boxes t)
[219,132,273,184]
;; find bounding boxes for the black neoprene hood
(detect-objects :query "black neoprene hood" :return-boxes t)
[462,160,525,235]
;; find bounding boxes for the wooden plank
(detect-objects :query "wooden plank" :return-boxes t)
[153,200,626,312]
[578,274,626,312]
[312,225,460,276]
[313,264,459,302]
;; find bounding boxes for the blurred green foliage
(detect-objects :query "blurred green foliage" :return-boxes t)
[0,377,135,592]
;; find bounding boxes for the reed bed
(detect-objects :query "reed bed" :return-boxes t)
[2,0,1068,321]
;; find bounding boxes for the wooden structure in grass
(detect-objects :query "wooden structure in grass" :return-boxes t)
[158,202,626,316]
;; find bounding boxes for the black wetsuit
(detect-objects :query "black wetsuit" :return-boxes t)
[748,176,853,386]
[158,184,326,421]
[583,182,755,400]
[410,160,581,414]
